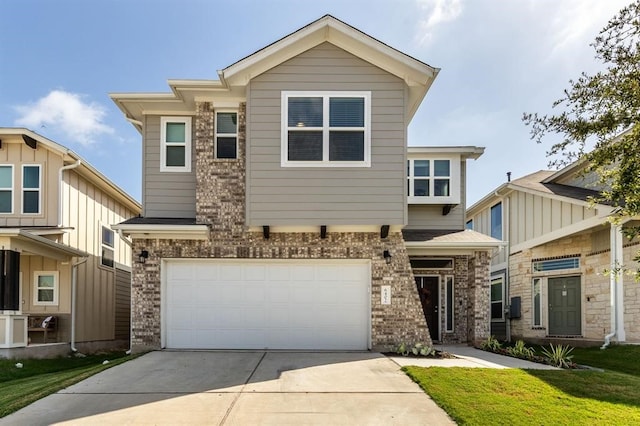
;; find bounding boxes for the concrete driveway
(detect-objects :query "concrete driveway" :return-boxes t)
[1,351,453,425]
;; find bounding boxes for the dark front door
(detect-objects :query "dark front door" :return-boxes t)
[416,276,439,342]
[548,276,581,335]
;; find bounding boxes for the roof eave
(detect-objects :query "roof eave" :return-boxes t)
[112,223,210,240]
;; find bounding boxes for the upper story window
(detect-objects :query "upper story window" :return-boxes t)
[101,225,115,268]
[22,165,41,214]
[216,111,238,159]
[466,219,473,230]
[281,91,371,167]
[34,271,58,306]
[407,158,460,204]
[490,202,502,240]
[0,165,13,214]
[160,117,191,172]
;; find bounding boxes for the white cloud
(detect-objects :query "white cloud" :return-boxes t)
[14,90,114,146]
[415,0,463,46]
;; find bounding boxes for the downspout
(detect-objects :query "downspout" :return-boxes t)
[58,160,81,227]
[602,224,624,349]
[504,195,511,342]
[115,229,134,355]
[71,256,88,352]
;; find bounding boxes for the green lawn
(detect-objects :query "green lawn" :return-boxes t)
[403,344,640,425]
[0,351,137,418]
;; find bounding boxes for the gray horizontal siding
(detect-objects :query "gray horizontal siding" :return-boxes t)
[247,42,406,226]
[143,115,196,218]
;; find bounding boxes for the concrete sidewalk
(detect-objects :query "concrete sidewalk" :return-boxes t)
[389,344,558,369]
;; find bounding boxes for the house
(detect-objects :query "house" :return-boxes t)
[111,15,502,352]
[0,128,141,358]
[467,160,639,345]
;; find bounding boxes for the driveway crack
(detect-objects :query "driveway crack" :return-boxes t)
[219,351,267,425]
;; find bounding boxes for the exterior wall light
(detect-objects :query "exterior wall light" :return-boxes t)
[139,250,149,264]
[383,250,392,264]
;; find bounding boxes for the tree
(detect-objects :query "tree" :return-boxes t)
[523,1,640,265]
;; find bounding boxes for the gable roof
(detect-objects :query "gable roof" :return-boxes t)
[111,15,439,132]
[0,128,141,213]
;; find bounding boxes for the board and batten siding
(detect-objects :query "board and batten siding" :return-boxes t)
[115,267,131,341]
[0,142,63,227]
[406,161,467,230]
[143,115,196,218]
[247,42,406,226]
[61,170,137,342]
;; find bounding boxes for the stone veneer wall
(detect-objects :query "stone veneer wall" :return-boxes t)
[509,230,640,343]
[129,101,431,352]
[468,251,491,345]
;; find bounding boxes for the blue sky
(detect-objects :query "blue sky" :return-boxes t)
[0,0,629,205]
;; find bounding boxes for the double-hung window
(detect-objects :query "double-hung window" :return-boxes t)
[101,226,115,268]
[22,165,41,214]
[0,165,13,213]
[161,117,191,172]
[281,91,371,167]
[34,271,58,306]
[491,275,504,320]
[216,112,238,159]
[407,158,458,203]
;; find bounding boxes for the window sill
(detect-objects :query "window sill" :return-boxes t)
[281,161,371,168]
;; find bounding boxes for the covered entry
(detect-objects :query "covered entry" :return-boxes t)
[163,259,370,350]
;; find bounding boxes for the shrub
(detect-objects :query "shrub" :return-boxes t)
[541,343,575,368]
[481,335,502,352]
[506,340,535,359]
[411,342,436,357]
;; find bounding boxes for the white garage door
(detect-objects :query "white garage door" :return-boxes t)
[164,259,370,350]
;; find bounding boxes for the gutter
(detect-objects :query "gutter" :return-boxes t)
[58,160,81,227]
[70,256,88,352]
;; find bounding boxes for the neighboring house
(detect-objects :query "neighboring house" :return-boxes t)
[0,128,141,358]
[467,161,638,345]
[111,15,502,352]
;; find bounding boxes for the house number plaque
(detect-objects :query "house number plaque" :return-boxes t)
[381,285,391,305]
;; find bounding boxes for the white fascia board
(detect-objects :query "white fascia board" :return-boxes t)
[510,215,610,253]
[408,146,485,160]
[466,183,510,217]
[0,229,89,259]
[404,240,506,250]
[112,224,209,240]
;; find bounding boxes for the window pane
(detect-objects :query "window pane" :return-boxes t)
[217,113,237,134]
[288,98,323,127]
[466,220,473,230]
[491,302,503,319]
[38,289,54,302]
[414,179,429,196]
[533,279,541,326]
[288,131,323,161]
[166,123,186,143]
[446,277,453,330]
[434,179,450,196]
[38,275,55,288]
[491,279,502,301]
[166,146,186,167]
[0,191,11,213]
[23,191,39,213]
[23,166,39,189]
[491,203,502,240]
[217,137,237,159]
[102,248,114,268]
[0,166,11,188]
[434,160,450,176]
[102,226,114,248]
[329,97,364,127]
[414,160,429,177]
[329,131,364,161]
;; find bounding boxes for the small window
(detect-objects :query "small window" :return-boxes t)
[34,271,58,305]
[490,202,502,240]
[533,257,580,272]
[407,158,458,204]
[22,165,41,214]
[532,278,542,327]
[491,275,504,320]
[160,117,192,172]
[445,276,454,332]
[466,219,473,230]
[216,111,238,159]
[281,91,371,167]
[0,165,13,213]
[410,258,454,269]
[101,226,115,268]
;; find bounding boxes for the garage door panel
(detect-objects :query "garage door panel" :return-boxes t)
[165,260,369,350]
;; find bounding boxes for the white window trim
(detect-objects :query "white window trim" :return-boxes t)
[407,156,461,204]
[0,164,14,214]
[532,277,543,327]
[215,110,238,159]
[491,274,505,322]
[100,223,115,269]
[281,91,371,167]
[21,164,41,215]
[160,116,192,172]
[445,275,455,332]
[33,271,59,306]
